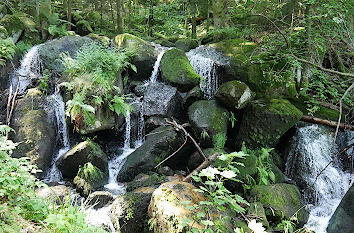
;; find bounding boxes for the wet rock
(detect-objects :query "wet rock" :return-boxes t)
[182,86,204,109]
[39,35,93,73]
[143,83,183,119]
[57,140,108,179]
[187,148,219,171]
[161,48,200,92]
[215,80,253,110]
[117,126,190,182]
[115,33,158,81]
[188,100,229,148]
[86,191,115,209]
[0,13,36,43]
[126,173,165,192]
[235,99,302,149]
[36,185,70,202]
[11,89,56,177]
[175,38,198,52]
[145,116,168,134]
[154,39,174,47]
[327,184,354,233]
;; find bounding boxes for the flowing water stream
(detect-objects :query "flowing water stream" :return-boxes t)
[149,44,168,84]
[285,123,353,233]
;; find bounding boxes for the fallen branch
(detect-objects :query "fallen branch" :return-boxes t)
[183,153,219,182]
[301,115,354,131]
[154,137,188,169]
[6,77,20,126]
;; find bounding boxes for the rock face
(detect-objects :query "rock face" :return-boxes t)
[182,86,204,109]
[56,140,108,179]
[115,33,158,81]
[143,83,183,119]
[235,99,302,149]
[0,13,36,43]
[11,89,56,177]
[188,100,229,148]
[161,48,200,92]
[327,184,354,233]
[148,181,206,233]
[86,191,115,209]
[215,80,253,110]
[39,35,92,73]
[110,188,154,233]
[175,38,198,52]
[117,126,188,182]
[250,183,309,226]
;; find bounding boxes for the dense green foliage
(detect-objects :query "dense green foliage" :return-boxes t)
[0,38,16,66]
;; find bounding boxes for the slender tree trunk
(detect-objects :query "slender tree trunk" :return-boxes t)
[128,0,132,29]
[212,0,227,29]
[189,0,197,39]
[109,0,115,27]
[147,1,153,37]
[67,0,72,30]
[116,0,124,33]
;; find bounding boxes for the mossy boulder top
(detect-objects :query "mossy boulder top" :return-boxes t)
[175,38,198,52]
[39,35,93,73]
[115,33,158,81]
[215,80,253,110]
[188,100,229,148]
[235,99,302,149]
[0,13,36,43]
[161,48,200,92]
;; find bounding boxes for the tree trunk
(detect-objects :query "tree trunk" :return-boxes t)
[189,0,197,39]
[212,0,227,29]
[67,0,72,30]
[116,0,124,33]
[128,0,132,29]
[147,1,153,37]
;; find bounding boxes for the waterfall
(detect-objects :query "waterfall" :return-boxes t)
[186,46,229,99]
[11,45,43,94]
[149,46,168,83]
[44,88,70,183]
[285,124,353,233]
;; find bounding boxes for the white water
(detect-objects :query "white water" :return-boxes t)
[149,45,168,83]
[285,124,353,233]
[44,89,70,183]
[186,46,229,99]
[85,205,116,232]
[11,45,43,94]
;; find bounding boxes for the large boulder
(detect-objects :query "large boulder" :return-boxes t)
[143,83,183,119]
[188,100,229,148]
[235,99,303,149]
[0,13,36,43]
[250,183,309,226]
[11,89,56,177]
[110,188,154,233]
[117,126,189,182]
[327,184,354,233]
[36,185,70,203]
[175,38,198,52]
[56,140,108,179]
[39,35,93,73]
[161,48,200,92]
[215,80,253,111]
[115,33,158,81]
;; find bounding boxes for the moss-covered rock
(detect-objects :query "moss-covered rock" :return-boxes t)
[215,80,253,110]
[161,48,200,92]
[56,140,108,179]
[175,38,198,52]
[154,39,174,47]
[39,35,93,73]
[126,173,165,192]
[86,191,115,209]
[188,100,229,148]
[87,33,110,47]
[0,13,36,43]
[11,89,56,177]
[73,167,108,197]
[182,86,205,109]
[250,183,309,226]
[115,33,158,81]
[247,202,268,227]
[235,99,303,149]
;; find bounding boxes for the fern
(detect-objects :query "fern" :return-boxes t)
[0,38,16,67]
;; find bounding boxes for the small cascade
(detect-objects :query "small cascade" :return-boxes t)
[285,124,353,233]
[44,88,70,183]
[149,46,168,83]
[11,45,43,94]
[186,46,229,99]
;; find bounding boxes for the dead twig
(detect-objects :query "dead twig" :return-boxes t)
[301,115,354,131]
[154,137,188,169]
[183,153,219,182]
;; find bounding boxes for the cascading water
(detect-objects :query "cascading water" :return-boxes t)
[44,88,70,183]
[11,45,43,94]
[149,46,168,83]
[285,123,353,233]
[186,46,229,99]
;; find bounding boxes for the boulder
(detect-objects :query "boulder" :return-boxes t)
[182,86,204,109]
[143,83,183,119]
[161,48,200,92]
[39,35,93,73]
[235,99,302,149]
[126,173,165,192]
[11,89,56,177]
[110,188,154,233]
[56,140,108,179]
[154,39,174,47]
[73,170,108,197]
[148,181,206,233]
[187,148,219,171]
[86,191,115,209]
[250,183,309,226]
[36,185,70,203]
[115,33,158,81]
[175,38,198,52]
[145,116,168,134]
[215,80,253,110]
[117,126,189,182]
[327,184,354,233]
[188,100,229,148]
[0,13,36,43]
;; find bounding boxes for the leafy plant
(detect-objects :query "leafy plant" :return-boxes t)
[77,162,104,184]
[212,133,227,152]
[38,69,51,95]
[0,38,16,66]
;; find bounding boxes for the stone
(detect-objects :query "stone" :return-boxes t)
[327,184,354,233]
[175,38,198,52]
[182,86,205,109]
[36,185,70,202]
[0,13,36,43]
[115,33,158,81]
[187,148,219,171]
[161,48,200,92]
[235,99,303,149]
[86,191,115,209]
[188,100,229,148]
[215,80,253,110]
[56,140,108,179]
[39,35,93,73]
[126,173,165,192]
[145,116,168,134]
[143,83,183,119]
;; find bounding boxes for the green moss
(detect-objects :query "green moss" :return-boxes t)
[0,26,8,39]
[211,39,256,58]
[174,38,198,52]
